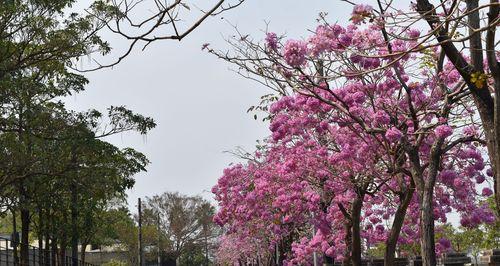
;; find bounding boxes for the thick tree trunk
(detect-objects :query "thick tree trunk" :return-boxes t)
[20,208,30,266]
[343,220,353,266]
[38,236,43,264]
[416,0,500,217]
[485,0,500,218]
[38,208,43,264]
[60,246,67,266]
[467,0,500,218]
[351,196,364,266]
[12,209,19,266]
[419,190,436,266]
[80,243,87,264]
[51,238,57,266]
[61,212,69,266]
[494,84,500,219]
[44,234,50,265]
[384,185,414,266]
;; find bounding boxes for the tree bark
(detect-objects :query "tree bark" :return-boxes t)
[343,220,353,266]
[12,209,19,266]
[419,190,436,266]
[384,184,414,266]
[485,0,500,218]
[61,211,69,266]
[20,207,30,266]
[51,237,57,266]
[351,196,364,266]
[60,246,67,266]
[415,0,500,218]
[44,233,50,266]
[80,243,88,264]
[38,208,43,264]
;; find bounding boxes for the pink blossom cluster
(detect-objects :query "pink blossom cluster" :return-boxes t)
[265,32,278,51]
[283,39,308,67]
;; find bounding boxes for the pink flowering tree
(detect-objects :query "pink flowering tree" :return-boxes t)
[213,143,332,264]
[215,232,274,265]
[264,93,409,265]
[209,4,497,265]
[213,91,494,265]
[344,0,500,219]
[382,0,499,219]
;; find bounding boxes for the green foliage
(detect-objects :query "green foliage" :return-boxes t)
[398,241,421,258]
[0,213,16,234]
[483,197,500,249]
[435,218,499,258]
[0,4,155,266]
[102,259,128,266]
[366,243,385,258]
[108,193,219,265]
[179,242,210,266]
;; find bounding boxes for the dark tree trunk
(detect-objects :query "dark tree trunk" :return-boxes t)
[60,245,67,266]
[51,238,57,266]
[415,0,500,218]
[384,184,414,266]
[20,207,30,266]
[38,208,43,264]
[61,212,69,266]
[465,0,500,219]
[59,223,69,266]
[351,196,364,266]
[80,242,88,264]
[343,220,353,266]
[419,190,436,266]
[44,234,50,266]
[12,209,19,266]
[484,0,500,218]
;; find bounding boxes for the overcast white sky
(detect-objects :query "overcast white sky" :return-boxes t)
[64,1,357,209]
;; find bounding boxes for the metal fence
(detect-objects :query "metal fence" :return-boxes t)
[0,236,97,266]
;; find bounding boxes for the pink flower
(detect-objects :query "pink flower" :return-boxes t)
[482,187,493,197]
[283,40,307,67]
[308,25,341,56]
[339,33,353,47]
[373,111,390,125]
[407,29,421,39]
[385,127,403,143]
[460,217,471,227]
[435,125,453,139]
[462,126,477,136]
[440,170,457,186]
[438,238,451,249]
[486,168,493,177]
[265,32,278,51]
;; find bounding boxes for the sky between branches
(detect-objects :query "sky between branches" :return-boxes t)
[63,0,404,209]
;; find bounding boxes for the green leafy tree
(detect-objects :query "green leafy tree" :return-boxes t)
[142,192,219,266]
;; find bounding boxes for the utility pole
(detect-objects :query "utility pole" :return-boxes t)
[138,198,144,266]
